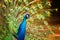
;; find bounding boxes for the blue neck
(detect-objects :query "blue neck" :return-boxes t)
[17,17,26,40]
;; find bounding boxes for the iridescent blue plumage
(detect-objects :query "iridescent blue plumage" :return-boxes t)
[17,14,30,40]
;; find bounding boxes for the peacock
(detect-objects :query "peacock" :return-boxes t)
[17,14,30,40]
[0,0,54,40]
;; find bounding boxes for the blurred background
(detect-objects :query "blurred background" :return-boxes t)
[0,0,60,40]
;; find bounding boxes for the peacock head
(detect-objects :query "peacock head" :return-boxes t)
[24,14,30,19]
